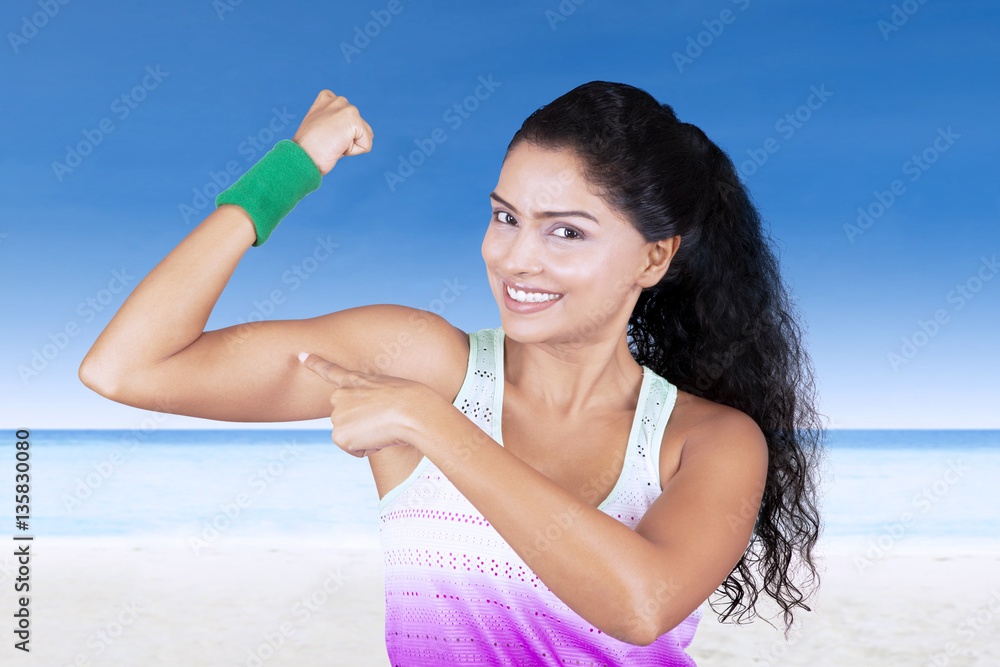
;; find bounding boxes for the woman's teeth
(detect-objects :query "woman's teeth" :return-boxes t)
[506,284,561,303]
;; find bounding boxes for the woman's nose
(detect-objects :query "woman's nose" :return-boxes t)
[499,225,543,274]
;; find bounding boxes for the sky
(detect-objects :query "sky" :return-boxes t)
[1,0,997,429]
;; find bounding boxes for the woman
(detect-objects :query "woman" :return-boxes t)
[80,81,824,664]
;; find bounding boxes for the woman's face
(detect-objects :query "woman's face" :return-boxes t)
[481,141,662,348]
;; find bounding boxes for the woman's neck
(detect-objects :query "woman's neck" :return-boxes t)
[501,328,644,418]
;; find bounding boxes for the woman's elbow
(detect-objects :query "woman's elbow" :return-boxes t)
[78,352,124,400]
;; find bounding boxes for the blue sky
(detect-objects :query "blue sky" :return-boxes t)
[1,0,997,429]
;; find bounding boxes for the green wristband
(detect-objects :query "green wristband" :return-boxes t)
[215,139,322,247]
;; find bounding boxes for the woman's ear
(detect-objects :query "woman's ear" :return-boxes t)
[636,236,681,288]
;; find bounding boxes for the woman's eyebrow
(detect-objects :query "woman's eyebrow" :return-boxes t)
[489,191,600,224]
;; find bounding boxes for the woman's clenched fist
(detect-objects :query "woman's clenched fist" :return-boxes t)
[292,90,374,176]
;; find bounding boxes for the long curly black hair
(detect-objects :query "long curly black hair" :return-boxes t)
[505,81,827,637]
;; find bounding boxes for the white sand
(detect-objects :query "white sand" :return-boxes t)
[4,536,391,667]
[3,535,999,666]
[689,537,1000,666]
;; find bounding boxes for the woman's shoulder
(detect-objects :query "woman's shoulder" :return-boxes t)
[670,389,756,428]
[660,388,767,484]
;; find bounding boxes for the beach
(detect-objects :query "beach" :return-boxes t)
[7,429,997,665]
[6,535,1000,666]
[7,536,390,666]
[690,537,1000,666]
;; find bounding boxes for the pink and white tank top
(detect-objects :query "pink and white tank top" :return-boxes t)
[377,326,704,665]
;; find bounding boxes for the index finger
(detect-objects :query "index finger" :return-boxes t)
[297,352,348,385]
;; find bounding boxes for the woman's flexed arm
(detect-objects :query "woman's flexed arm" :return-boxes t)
[78,90,387,422]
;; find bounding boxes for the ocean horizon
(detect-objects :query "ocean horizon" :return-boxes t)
[8,429,999,553]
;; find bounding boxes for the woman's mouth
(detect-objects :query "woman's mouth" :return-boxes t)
[502,280,564,313]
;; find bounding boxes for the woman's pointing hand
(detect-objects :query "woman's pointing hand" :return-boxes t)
[297,351,437,458]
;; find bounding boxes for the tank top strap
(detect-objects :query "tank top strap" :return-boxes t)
[591,367,678,525]
[451,326,502,431]
[490,326,678,518]
[376,326,498,514]
[643,371,679,491]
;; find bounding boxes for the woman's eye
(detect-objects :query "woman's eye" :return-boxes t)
[492,211,582,240]
[554,227,582,240]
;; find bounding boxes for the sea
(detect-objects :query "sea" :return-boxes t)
[7,429,1000,553]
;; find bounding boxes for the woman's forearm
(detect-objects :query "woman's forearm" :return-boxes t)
[79,204,256,394]
[402,400,668,645]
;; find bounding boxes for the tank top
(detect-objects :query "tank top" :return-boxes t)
[377,326,704,666]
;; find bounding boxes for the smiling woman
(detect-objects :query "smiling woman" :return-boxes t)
[79,82,825,665]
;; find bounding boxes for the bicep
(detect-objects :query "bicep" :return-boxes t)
[634,410,768,633]
[114,304,466,423]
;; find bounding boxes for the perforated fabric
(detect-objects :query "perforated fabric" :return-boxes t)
[377,326,703,666]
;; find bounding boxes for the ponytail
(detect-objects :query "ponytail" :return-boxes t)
[630,123,825,635]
